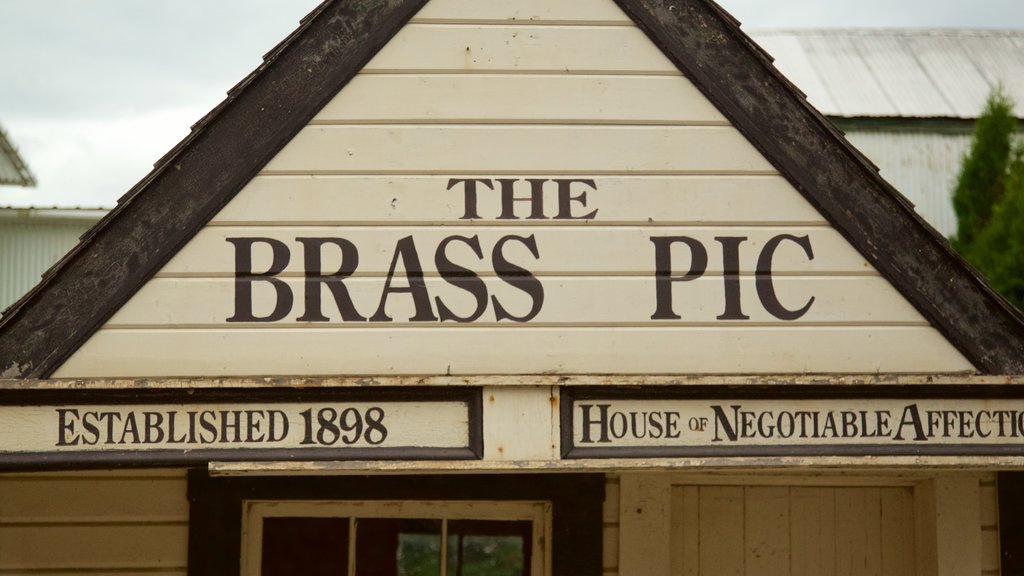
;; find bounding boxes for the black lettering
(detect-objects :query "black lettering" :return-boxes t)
[821,412,837,437]
[450,178,494,220]
[609,412,628,439]
[715,236,750,320]
[119,413,141,445]
[56,408,80,446]
[167,411,187,444]
[220,410,242,443]
[199,411,218,443]
[650,237,708,320]
[144,412,165,444]
[435,235,488,323]
[894,404,928,441]
[226,237,293,322]
[80,412,100,445]
[648,412,664,439]
[246,411,265,443]
[371,236,438,322]
[580,404,611,444]
[98,412,121,444]
[777,412,795,439]
[711,405,739,442]
[977,411,992,438]
[757,411,776,437]
[296,237,366,322]
[756,234,815,320]
[268,410,289,442]
[666,412,681,439]
[629,412,648,439]
[554,179,599,220]
[492,235,544,322]
[498,178,546,220]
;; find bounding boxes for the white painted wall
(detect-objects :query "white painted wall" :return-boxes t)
[54,0,973,378]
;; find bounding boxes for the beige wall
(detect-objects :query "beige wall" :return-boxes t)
[0,469,999,576]
[614,472,1000,576]
[0,470,188,575]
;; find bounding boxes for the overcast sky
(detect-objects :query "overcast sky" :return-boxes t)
[2,0,1023,208]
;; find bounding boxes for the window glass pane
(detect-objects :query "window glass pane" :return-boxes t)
[356,518,442,576]
[262,517,349,576]
[446,520,532,576]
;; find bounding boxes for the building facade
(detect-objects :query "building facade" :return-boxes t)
[2,1,1024,575]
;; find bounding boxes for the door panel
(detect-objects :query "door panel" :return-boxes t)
[671,486,916,576]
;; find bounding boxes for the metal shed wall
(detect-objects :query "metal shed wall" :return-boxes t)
[0,211,101,311]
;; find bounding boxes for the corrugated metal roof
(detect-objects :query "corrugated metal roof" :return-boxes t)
[749,29,1024,119]
[0,206,109,220]
[0,125,35,187]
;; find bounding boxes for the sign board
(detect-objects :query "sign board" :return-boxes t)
[0,389,481,468]
[560,386,1024,458]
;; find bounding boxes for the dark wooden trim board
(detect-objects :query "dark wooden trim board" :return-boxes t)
[0,387,483,471]
[1,0,1023,376]
[187,471,605,576]
[999,472,1024,575]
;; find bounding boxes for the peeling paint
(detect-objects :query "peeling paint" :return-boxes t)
[1,361,27,379]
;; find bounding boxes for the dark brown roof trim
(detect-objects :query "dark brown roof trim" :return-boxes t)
[614,0,1024,373]
[0,0,429,378]
[2,0,1023,377]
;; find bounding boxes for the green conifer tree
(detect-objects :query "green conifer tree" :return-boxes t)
[950,89,1024,310]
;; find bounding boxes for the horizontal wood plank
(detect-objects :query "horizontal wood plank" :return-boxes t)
[53,326,973,378]
[158,226,872,276]
[214,175,823,225]
[411,0,633,24]
[364,24,677,73]
[261,125,774,174]
[0,476,187,523]
[315,75,725,124]
[0,525,187,570]
[108,276,927,326]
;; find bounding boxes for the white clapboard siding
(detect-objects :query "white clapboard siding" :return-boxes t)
[54,0,977,377]
[158,226,870,277]
[213,176,825,226]
[411,0,634,24]
[312,75,726,124]
[364,24,677,74]
[0,471,189,574]
[53,326,972,378]
[261,126,774,175]
[107,276,928,327]
[670,485,916,576]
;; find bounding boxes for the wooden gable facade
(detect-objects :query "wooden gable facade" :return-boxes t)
[2,0,1024,575]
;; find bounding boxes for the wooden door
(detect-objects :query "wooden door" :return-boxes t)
[670,485,916,576]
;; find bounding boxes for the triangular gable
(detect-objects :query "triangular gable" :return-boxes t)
[1,0,1023,378]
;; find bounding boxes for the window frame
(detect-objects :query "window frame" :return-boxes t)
[187,470,604,576]
[242,499,551,576]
